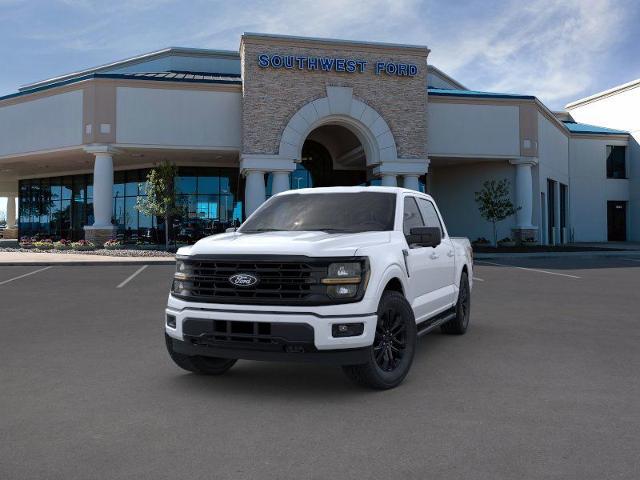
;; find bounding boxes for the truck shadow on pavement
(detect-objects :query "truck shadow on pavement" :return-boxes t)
[164,331,453,398]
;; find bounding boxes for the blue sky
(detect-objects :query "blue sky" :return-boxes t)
[1,0,639,108]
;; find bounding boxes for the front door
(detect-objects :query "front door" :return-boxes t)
[607,201,627,241]
[402,196,455,323]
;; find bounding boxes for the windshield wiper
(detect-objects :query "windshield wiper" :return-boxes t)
[315,228,351,233]
[239,228,287,233]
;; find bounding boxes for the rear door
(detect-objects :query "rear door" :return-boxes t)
[415,197,456,311]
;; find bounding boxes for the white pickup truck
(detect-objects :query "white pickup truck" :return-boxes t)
[165,187,473,389]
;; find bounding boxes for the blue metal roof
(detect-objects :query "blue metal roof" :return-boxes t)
[428,87,535,100]
[562,121,628,135]
[0,71,242,102]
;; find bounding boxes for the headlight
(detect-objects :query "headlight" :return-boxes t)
[322,262,364,298]
[174,259,192,280]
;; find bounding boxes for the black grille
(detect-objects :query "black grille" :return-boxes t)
[173,255,367,306]
[183,318,315,352]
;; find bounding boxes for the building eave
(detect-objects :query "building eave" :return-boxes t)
[2,73,242,105]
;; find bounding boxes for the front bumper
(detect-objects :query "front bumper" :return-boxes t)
[165,295,378,356]
[167,335,370,365]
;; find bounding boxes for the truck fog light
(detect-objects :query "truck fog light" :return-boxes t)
[332,323,364,337]
[166,314,176,328]
[327,284,358,298]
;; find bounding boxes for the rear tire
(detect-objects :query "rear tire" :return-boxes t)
[165,334,237,375]
[342,291,416,390]
[441,271,470,335]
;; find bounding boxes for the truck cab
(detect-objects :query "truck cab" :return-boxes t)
[165,187,473,389]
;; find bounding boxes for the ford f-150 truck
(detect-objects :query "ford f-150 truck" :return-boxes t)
[165,187,473,389]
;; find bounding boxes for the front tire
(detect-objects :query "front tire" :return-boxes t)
[441,271,471,335]
[342,291,417,390]
[165,334,237,375]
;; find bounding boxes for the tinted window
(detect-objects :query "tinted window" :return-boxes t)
[417,198,443,236]
[606,146,626,179]
[402,197,424,235]
[240,192,396,233]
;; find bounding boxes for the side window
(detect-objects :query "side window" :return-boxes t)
[417,198,443,236]
[403,197,425,235]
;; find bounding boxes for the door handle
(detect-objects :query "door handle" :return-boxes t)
[430,252,439,260]
[447,250,454,257]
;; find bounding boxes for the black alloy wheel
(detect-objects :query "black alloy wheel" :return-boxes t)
[374,307,408,372]
[342,291,417,389]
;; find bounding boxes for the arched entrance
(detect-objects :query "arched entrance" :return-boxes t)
[298,124,369,187]
[242,86,428,215]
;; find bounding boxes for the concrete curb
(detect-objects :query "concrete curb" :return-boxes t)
[475,251,640,260]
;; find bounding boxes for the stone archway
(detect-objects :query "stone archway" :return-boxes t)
[278,86,398,167]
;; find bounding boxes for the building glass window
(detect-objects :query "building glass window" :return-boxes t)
[606,145,626,179]
[17,166,242,245]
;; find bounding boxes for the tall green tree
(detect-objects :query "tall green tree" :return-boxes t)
[136,161,182,250]
[474,179,519,246]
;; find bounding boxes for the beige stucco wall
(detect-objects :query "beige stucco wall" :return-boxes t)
[240,35,428,160]
[116,86,242,148]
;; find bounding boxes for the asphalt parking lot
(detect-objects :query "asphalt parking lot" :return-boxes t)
[1,256,639,479]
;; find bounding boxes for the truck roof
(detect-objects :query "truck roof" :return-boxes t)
[277,186,432,197]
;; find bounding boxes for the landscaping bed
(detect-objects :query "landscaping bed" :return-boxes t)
[0,247,174,257]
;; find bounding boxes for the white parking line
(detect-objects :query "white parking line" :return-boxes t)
[0,266,52,286]
[116,265,149,289]
[476,260,581,279]
[472,277,485,282]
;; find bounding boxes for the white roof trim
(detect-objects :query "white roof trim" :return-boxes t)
[565,78,640,109]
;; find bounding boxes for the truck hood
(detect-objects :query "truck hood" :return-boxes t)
[182,231,392,257]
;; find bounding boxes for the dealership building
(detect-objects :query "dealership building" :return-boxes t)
[0,33,637,245]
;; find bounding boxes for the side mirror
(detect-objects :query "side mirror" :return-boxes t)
[406,227,441,248]
[225,227,237,233]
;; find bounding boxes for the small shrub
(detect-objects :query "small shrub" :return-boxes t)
[71,240,96,251]
[472,237,490,246]
[33,239,54,250]
[54,239,73,250]
[19,236,34,249]
[103,239,123,250]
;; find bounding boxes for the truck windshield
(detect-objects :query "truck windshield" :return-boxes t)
[239,192,396,233]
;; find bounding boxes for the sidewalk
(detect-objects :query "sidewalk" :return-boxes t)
[0,251,175,266]
[475,250,640,260]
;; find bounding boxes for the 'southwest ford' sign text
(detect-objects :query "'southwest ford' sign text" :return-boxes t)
[257,54,418,77]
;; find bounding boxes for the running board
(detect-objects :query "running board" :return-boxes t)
[416,308,456,337]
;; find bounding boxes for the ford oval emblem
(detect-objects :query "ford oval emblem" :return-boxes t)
[229,273,259,287]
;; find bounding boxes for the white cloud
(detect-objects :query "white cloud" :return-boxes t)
[426,0,629,107]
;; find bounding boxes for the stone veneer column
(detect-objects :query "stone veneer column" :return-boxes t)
[244,170,266,216]
[271,171,290,196]
[83,145,117,245]
[510,157,538,242]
